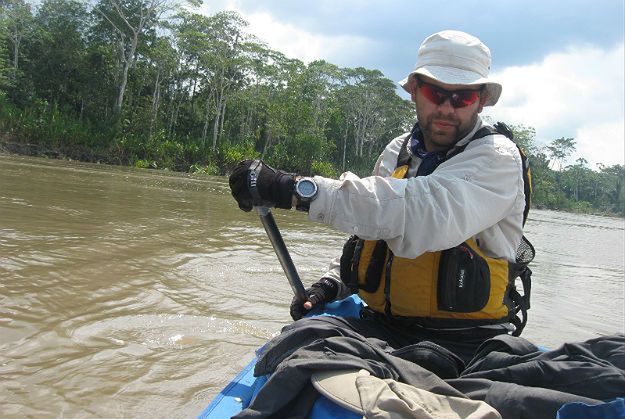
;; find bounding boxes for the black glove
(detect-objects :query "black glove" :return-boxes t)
[289,278,339,321]
[229,160,296,212]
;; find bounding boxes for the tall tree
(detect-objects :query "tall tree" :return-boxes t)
[144,35,177,140]
[167,10,205,138]
[200,11,249,150]
[546,137,576,171]
[93,0,197,114]
[0,0,32,91]
[563,157,590,201]
[508,124,538,155]
[338,67,412,162]
[28,0,90,111]
[0,15,10,92]
[597,164,625,215]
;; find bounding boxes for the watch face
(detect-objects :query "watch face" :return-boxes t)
[297,179,317,199]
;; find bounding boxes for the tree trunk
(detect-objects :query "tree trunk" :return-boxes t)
[98,0,154,114]
[115,35,138,113]
[212,90,223,151]
[201,95,211,147]
[353,121,360,158]
[342,124,349,171]
[149,67,161,140]
[242,105,253,140]
[170,97,182,139]
[191,61,199,99]
[12,38,19,71]
[261,127,272,159]
[219,99,227,138]
[166,87,176,138]
[355,119,365,157]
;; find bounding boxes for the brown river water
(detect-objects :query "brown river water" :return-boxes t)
[1,154,623,418]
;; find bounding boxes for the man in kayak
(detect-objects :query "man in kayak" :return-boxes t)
[228,30,532,362]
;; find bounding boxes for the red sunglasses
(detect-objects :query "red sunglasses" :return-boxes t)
[416,78,483,108]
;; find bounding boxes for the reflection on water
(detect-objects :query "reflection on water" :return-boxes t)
[1,154,623,417]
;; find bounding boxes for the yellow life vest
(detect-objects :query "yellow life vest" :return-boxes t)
[339,123,534,334]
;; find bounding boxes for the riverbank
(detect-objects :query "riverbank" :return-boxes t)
[2,141,623,219]
[0,136,112,166]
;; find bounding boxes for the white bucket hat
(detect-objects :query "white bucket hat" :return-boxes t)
[311,368,504,417]
[400,30,502,106]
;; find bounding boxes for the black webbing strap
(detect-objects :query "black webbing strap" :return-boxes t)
[248,160,263,203]
[396,123,417,168]
[509,290,527,336]
[509,275,530,337]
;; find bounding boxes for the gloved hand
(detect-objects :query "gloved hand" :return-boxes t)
[229,160,296,212]
[290,278,339,320]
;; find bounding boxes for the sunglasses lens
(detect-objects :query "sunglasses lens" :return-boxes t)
[451,91,479,108]
[420,83,446,105]
[419,82,479,108]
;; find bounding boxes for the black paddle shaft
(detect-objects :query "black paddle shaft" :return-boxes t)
[255,207,308,302]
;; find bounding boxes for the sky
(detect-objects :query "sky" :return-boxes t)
[199,0,625,169]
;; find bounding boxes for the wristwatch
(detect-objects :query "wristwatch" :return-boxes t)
[294,177,318,211]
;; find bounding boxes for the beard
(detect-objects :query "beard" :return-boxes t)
[420,115,460,151]
[418,111,478,152]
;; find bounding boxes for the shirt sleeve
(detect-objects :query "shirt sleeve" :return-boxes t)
[308,135,525,259]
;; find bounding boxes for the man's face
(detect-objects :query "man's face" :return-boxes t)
[410,75,488,152]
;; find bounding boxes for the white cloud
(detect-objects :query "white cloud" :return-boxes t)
[485,43,624,168]
[575,121,625,168]
[240,11,376,66]
[199,2,376,66]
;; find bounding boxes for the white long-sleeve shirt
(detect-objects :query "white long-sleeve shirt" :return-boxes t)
[307,118,526,299]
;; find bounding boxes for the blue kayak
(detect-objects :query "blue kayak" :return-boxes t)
[198,295,625,419]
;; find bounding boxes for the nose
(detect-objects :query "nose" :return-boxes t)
[437,98,455,113]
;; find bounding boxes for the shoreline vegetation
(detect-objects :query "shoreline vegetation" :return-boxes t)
[1,0,623,217]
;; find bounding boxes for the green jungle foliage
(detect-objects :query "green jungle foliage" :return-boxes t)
[0,0,623,217]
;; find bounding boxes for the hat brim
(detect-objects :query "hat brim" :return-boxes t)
[399,66,501,106]
[311,369,369,414]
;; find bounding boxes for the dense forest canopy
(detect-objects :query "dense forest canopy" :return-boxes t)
[0,0,623,216]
